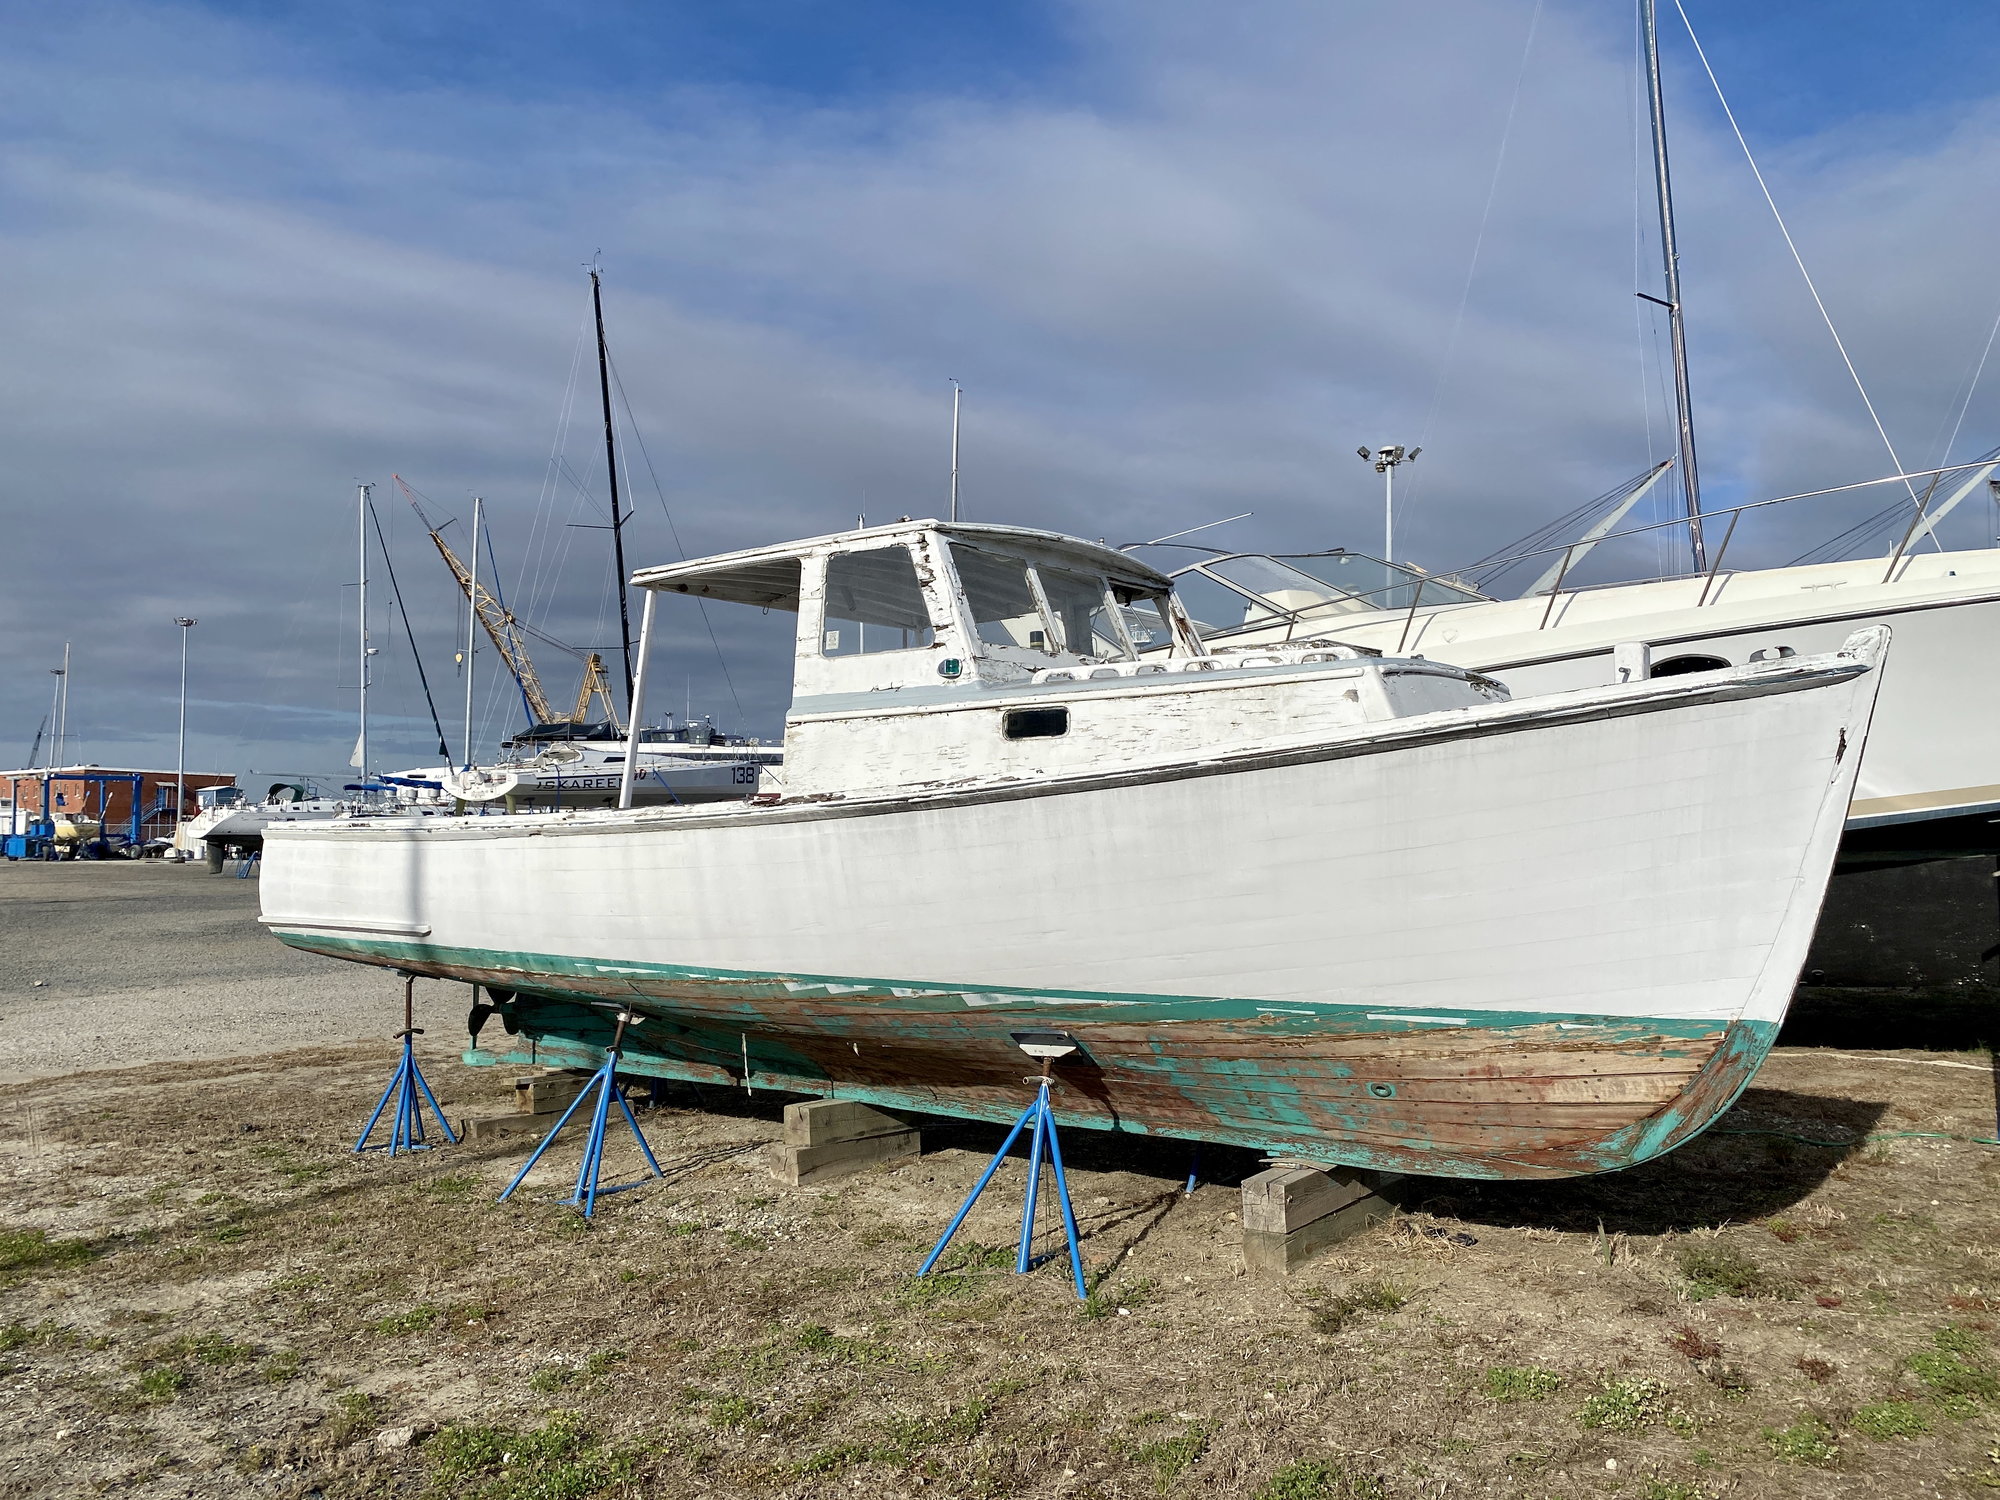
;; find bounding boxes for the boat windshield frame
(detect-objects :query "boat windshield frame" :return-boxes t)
[1149,547,1492,641]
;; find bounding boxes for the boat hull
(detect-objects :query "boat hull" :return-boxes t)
[264,644,1880,1179]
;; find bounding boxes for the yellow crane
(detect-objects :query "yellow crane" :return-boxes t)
[393,475,623,732]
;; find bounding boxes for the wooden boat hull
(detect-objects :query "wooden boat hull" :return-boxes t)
[263,634,1883,1179]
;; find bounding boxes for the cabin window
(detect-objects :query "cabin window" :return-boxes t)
[952,544,1050,651]
[1120,595,1177,651]
[821,547,935,656]
[1650,653,1730,677]
[1004,706,1069,739]
[1037,566,1133,660]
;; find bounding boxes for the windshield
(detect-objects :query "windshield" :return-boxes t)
[1038,566,1133,660]
[1168,550,1488,633]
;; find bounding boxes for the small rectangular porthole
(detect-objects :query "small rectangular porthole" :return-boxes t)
[1003,706,1069,740]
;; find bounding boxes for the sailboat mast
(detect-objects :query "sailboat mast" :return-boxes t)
[591,269,636,716]
[356,482,371,783]
[1641,0,1708,572]
[464,496,481,768]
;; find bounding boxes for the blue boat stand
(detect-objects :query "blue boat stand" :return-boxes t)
[919,1055,1089,1300]
[497,1007,662,1218]
[354,974,459,1155]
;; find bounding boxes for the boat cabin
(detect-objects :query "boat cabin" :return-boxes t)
[631,520,1508,797]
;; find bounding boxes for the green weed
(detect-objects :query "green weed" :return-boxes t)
[167,1332,256,1365]
[135,1367,190,1404]
[373,1304,441,1336]
[706,1395,759,1430]
[1935,1324,1989,1357]
[1483,1366,1562,1403]
[1081,1276,1160,1321]
[0,1228,97,1276]
[0,1320,77,1351]
[1678,1242,1789,1301]
[531,1348,627,1393]
[793,1324,895,1365]
[1853,1401,1932,1440]
[424,1410,639,1500]
[326,1391,380,1446]
[1253,1457,1386,1500]
[1907,1345,2000,1403]
[1305,1279,1408,1335]
[1131,1420,1214,1492]
[1763,1416,1839,1467]
[798,1443,872,1475]
[1576,1378,1673,1432]
[897,1243,1012,1308]
[421,1173,480,1199]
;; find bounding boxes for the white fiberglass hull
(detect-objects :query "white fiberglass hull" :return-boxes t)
[262,632,1885,1179]
[1204,549,2000,837]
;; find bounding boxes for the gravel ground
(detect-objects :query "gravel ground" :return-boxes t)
[0,861,435,1083]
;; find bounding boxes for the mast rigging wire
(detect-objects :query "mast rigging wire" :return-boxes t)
[1671,0,1916,503]
[367,498,452,759]
[1401,0,1544,527]
[606,353,751,731]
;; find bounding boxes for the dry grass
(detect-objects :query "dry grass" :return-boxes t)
[1,1035,1998,1499]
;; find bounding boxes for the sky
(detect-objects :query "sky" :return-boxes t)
[3,0,1999,782]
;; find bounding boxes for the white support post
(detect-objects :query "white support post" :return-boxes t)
[617,589,657,810]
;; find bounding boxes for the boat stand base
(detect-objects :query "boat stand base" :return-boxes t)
[496,1011,663,1219]
[774,1099,921,1187]
[353,976,459,1157]
[1241,1165,1400,1278]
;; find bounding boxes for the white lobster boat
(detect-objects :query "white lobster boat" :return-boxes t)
[262,520,1887,1179]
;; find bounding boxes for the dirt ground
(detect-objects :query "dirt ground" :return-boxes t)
[2,865,1999,1499]
[0,862,385,1083]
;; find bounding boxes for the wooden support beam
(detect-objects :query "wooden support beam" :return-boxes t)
[774,1099,919,1187]
[1241,1165,1399,1277]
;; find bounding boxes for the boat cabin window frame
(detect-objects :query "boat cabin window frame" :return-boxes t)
[945,540,1140,666]
[818,544,938,658]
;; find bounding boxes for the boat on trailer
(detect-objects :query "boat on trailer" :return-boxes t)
[262,519,1886,1180]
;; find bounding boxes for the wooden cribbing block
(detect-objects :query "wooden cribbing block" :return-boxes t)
[774,1099,919,1186]
[1241,1165,1399,1278]
[514,1071,589,1115]
[457,1110,566,1144]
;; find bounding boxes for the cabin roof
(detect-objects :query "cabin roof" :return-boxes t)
[631,519,1173,611]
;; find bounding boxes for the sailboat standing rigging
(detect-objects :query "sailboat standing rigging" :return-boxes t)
[591,268,636,714]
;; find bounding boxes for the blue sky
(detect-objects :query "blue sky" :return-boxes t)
[4,1,1998,778]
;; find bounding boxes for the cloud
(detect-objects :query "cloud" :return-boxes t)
[1,0,1997,778]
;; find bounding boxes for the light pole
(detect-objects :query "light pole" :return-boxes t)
[174,617,197,855]
[44,667,63,768]
[1358,444,1420,563]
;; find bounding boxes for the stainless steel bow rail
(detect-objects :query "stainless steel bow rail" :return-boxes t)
[354,974,460,1156]
[919,1030,1090,1301]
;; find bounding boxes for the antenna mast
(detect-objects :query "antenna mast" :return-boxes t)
[591,268,636,713]
[1640,0,1708,572]
[948,379,962,522]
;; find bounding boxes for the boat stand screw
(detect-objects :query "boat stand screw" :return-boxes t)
[354,974,459,1156]
[497,1005,662,1219]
